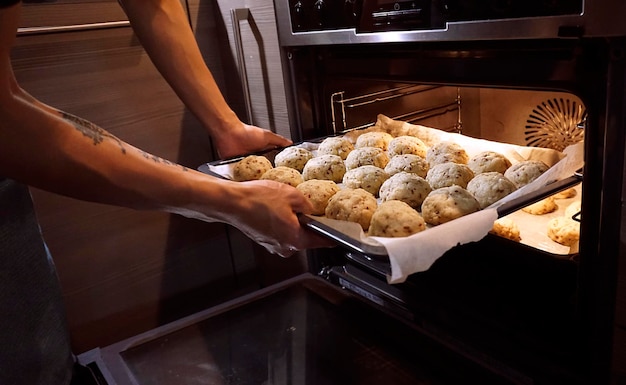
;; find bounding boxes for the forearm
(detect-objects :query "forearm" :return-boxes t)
[0,90,237,222]
[118,0,237,138]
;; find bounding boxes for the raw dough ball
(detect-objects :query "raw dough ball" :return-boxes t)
[355,131,394,150]
[387,135,429,158]
[317,136,354,160]
[260,166,304,187]
[426,162,475,189]
[504,160,550,188]
[490,217,521,242]
[467,151,512,175]
[564,200,581,219]
[466,172,517,209]
[379,172,432,210]
[274,146,314,172]
[342,165,389,197]
[384,154,430,178]
[521,196,558,215]
[302,154,346,182]
[344,147,390,170]
[547,216,580,246]
[421,185,480,226]
[297,179,341,215]
[368,200,426,238]
[554,187,577,199]
[233,155,273,181]
[426,141,469,167]
[325,188,378,231]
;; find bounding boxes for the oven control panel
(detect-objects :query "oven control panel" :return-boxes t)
[288,0,583,32]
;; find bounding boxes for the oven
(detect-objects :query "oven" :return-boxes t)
[74,1,625,384]
[271,0,626,384]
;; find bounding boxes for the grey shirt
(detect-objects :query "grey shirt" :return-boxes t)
[0,178,74,384]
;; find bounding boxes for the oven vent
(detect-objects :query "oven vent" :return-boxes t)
[524,98,586,151]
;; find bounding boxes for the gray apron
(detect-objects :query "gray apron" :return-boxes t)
[0,178,74,384]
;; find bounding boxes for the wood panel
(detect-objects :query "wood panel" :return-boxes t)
[11,20,251,352]
[19,0,128,29]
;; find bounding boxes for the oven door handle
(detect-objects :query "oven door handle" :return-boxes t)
[230,8,254,125]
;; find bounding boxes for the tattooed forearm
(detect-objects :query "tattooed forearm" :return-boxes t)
[139,150,188,172]
[61,111,126,154]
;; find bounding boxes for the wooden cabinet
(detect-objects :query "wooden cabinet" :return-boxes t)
[213,0,292,140]
[11,0,259,353]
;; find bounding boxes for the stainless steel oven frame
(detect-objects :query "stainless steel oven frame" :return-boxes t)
[273,0,626,383]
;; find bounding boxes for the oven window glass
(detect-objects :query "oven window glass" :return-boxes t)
[119,279,507,384]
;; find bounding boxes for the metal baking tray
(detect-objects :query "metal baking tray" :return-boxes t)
[198,141,582,261]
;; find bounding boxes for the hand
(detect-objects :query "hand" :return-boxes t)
[213,122,292,159]
[230,180,334,257]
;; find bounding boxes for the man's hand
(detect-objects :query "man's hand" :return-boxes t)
[213,122,292,159]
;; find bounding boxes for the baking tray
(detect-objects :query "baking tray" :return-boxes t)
[198,141,582,261]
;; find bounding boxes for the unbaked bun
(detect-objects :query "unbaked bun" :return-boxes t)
[274,146,313,172]
[504,160,550,188]
[426,141,469,167]
[387,135,428,158]
[384,154,430,178]
[325,188,378,231]
[233,155,273,181]
[344,147,390,170]
[426,162,475,189]
[302,154,346,182]
[317,136,354,160]
[296,179,341,215]
[421,185,480,226]
[342,165,389,197]
[260,166,303,187]
[467,151,512,175]
[466,172,517,209]
[368,200,426,238]
[355,131,394,151]
[379,172,432,210]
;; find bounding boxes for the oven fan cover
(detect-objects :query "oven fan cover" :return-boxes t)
[524,98,586,151]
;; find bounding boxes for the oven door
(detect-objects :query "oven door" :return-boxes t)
[76,273,512,385]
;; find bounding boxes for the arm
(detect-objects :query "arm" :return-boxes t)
[118,0,291,158]
[0,4,327,257]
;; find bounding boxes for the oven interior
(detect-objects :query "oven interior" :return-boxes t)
[281,38,620,384]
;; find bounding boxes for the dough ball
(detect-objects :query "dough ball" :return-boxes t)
[467,151,512,175]
[547,216,580,246]
[317,136,354,160]
[426,162,475,189]
[260,166,303,187]
[355,131,394,150]
[554,187,577,199]
[387,135,428,158]
[426,141,469,167]
[466,172,517,209]
[384,154,430,178]
[325,188,378,231]
[344,147,390,170]
[504,160,550,188]
[233,155,273,181]
[379,172,432,210]
[490,217,521,242]
[564,200,581,219]
[274,146,314,172]
[297,180,341,216]
[302,154,346,182]
[342,165,389,197]
[368,200,426,238]
[521,196,558,215]
[421,185,480,226]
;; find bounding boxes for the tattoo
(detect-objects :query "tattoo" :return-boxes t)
[61,111,126,154]
[139,150,188,172]
[61,111,188,172]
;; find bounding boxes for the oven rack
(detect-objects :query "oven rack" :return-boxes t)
[331,85,462,135]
